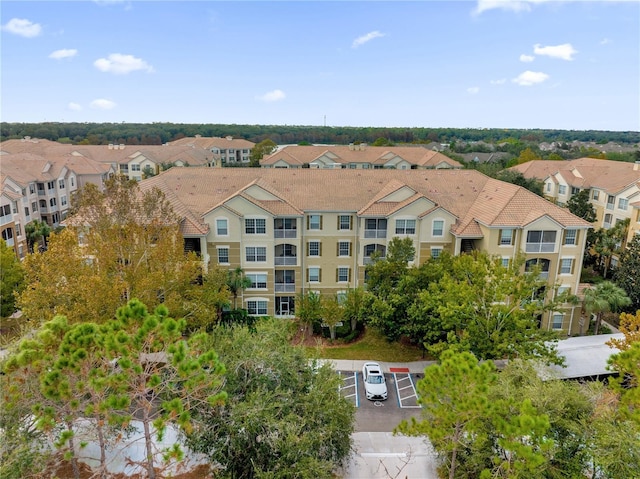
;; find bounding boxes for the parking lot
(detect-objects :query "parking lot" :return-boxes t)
[338,369,424,432]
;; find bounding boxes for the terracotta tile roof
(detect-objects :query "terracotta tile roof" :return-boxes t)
[261,145,462,168]
[168,136,255,150]
[510,158,640,194]
[141,168,591,236]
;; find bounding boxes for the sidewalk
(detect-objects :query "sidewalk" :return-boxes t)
[323,359,435,374]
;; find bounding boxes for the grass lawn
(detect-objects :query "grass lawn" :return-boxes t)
[303,327,427,362]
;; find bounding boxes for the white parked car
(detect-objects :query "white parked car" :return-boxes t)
[362,362,388,401]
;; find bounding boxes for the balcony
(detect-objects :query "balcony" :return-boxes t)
[274,229,297,239]
[275,283,296,293]
[364,229,387,239]
[525,242,555,253]
[364,255,386,265]
[274,244,297,265]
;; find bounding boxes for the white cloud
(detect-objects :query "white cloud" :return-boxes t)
[1,18,42,38]
[520,54,535,63]
[352,31,385,48]
[256,89,286,102]
[49,49,78,60]
[490,78,507,85]
[94,53,154,74]
[600,38,611,45]
[533,43,577,61]
[67,102,82,111]
[512,70,550,86]
[90,99,116,110]
[474,0,534,15]
[467,87,480,94]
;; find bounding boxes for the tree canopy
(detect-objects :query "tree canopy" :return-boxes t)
[0,239,24,317]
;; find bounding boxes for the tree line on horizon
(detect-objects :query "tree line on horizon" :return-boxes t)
[1,121,639,147]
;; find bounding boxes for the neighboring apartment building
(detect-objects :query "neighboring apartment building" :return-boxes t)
[260,144,462,169]
[1,137,214,182]
[168,135,255,166]
[0,151,114,257]
[509,158,640,246]
[140,168,591,335]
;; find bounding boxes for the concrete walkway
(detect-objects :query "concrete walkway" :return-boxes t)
[325,359,435,374]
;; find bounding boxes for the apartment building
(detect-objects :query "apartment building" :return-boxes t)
[1,138,214,182]
[0,152,104,257]
[168,135,255,166]
[509,158,640,246]
[140,167,591,335]
[260,144,462,169]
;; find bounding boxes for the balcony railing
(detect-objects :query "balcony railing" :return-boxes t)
[525,242,555,253]
[275,283,295,293]
[606,203,614,210]
[274,256,297,266]
[274,229,297,238]
[364,256,386,265]
[364,229,387,238]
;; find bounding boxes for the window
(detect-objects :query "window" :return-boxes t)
[247,273,267,289]
[71,177,75,187]
[364,244,386,260]
[556,286,570,298]
[47,181,55,190]
[2,228,13,241]
[592,190,599,200]
[552,313,564,330]
[395,219,416,235]
[432,220,444,237]
[15,223,21,236]
[618,198,629,211]
[526,230,557,253]
[365,218,387,238]
[571,187,580,195]
[0,205,10,218]
[564,229,577,245]
[559,185,567,195]
[29,184,35,195]
[338,241,351,257]
[131,164,141,172]
[546,183,551,192]
[308,267,321,282]
[431,248,442,259]
[604,213,613,228]
[24,207,30,217]
[275,297,295,316]
[607,195,615,210]
[49,198,57,207]
[560,258,574,275]
[61,196,67,206]
[337,267,350,282]
[245,218,266,234]
[338,215,352,230]
[308,214,322,230]
[245,246,267,262]
[59,179,65,189]
[32,201,38,212]
[217,247,229,264]
[501,257,510,268]
[308,240,320,257]
[247,300,268,315]
[216,218,228,236]
[500,229,514,246]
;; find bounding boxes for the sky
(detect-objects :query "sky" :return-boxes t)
[1,0,639,131]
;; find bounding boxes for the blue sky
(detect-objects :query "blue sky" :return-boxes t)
[2,1,639,131]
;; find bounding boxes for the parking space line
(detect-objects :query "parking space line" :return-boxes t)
[393,372,422,409]
[339,371,359,408]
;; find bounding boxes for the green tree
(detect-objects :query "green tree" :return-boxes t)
[342,287,367,333]
[407,252,562,363]
[396,350,497,479]
[24,219,50,253]
[249,138,277,167]
[0,239,24,317]
[226,266,251,310]
[496,170,544,197]
[184,264,230,329]
[321,294,344,340]
[187,319,355,479]
[592,219,630,279]
[608,310,640,351]
[516,147,543,165]
[567,189,597,223]
[607,341,640,425]
[583,281,631,335]
[295,290,323,335]
[614,235,640,310]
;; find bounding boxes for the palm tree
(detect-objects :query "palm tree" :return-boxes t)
[582,281,631,335]
[25,219,51,253]
[226,267,251,310]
